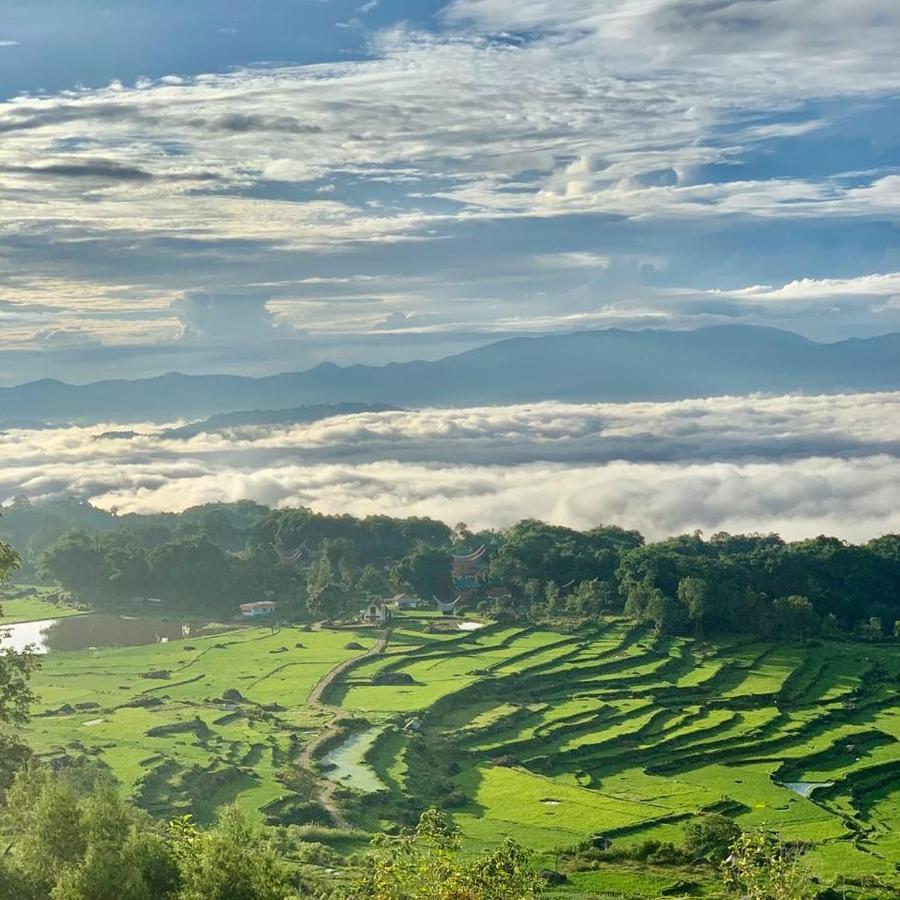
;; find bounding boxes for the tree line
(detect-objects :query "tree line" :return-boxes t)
[5,499,900,639]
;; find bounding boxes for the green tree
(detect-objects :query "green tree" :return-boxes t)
[357,564,390,597]
[0,538,37,788]
[770,595,819,641]
[351,808,542,899]
[3,766,179,899]
[174,806,293,900]
[39,531,112,599]
[392,546,453,602]
[683,814,741,862]
[677,576,709,636]
[306,581,351,620]
[722,830,812,899]
[855,616,883,641]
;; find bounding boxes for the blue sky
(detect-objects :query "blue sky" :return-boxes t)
[1,0,899,385]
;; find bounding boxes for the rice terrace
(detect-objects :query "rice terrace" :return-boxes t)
[1,502,898,898]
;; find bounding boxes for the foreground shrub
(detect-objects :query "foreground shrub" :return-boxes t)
[350,808,543,899]
[1,765,297,900]
[722,830,813,899]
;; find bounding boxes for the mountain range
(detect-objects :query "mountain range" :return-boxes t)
[3,325,900,426]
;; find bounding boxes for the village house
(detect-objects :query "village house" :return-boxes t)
[240,601,276,619]
[389,593,423,610]
[360,599,392,626]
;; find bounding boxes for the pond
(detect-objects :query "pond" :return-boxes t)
[0,614,209,654]
[320,728,385,793]
[782,781,834,798]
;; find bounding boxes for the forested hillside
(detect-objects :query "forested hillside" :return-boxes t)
[5,498,899,640]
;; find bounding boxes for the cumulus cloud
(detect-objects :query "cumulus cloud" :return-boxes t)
[171,292,289,342]
[3,393,900,541]
[721,273,900,302]
[1,0,898,375]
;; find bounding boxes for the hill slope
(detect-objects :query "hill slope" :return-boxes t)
[3,325,900,425]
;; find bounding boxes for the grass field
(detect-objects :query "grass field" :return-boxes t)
[24,623,377,823]
[0,589,86,624]
[20,611,900,896]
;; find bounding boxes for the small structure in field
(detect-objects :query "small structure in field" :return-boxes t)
[360,599,392,626]
[436,595,460,616]
[240,601,276,619]
[390,593,423,610]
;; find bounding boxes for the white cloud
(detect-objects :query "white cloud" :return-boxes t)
[0,1,898,367]
[3,392,900,541]
[722,273,900,302]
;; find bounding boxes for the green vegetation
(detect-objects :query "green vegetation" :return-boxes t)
[3,502,900,896]
[350,808,543,899]
[0,589,85,624]
[24,624,376,823]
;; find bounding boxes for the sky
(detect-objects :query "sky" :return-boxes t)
[1,0,899,386]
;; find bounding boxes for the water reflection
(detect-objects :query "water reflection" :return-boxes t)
[320,728,385,793]
[0,615,207,654]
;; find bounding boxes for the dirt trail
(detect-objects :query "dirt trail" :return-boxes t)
[296,629,389,827]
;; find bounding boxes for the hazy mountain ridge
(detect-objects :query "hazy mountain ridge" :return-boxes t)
[3,325,900,426]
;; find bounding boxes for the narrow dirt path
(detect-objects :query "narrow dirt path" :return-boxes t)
[296,629,390,827]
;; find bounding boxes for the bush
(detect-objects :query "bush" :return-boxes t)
[684,813,741,862]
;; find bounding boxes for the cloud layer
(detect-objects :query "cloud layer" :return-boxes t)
[4,393,900,541]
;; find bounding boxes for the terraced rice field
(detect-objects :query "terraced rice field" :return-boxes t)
[23,624,377,823]
[20,612,900,895]
[324,617,900,895]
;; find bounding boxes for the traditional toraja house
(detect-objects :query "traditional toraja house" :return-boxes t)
[452,546,488,590]
[273,541,314,568]
[436,595,460,615]
[360,599,392,626]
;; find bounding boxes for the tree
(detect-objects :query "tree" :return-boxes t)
[3,765,179,899]
[856,616,883,641]
[173,806,293,900]
[683,814,741,862]
[569,579,611,616]
[357,564,390,597]
[392,546,453,602]
[722,830,813,899]
[677,576,709,637]
[147,539,240,612]
[2,767,292,900]
[39,531,112,599]
[351,808,543,899]
[0,537,37,787]
[770,595,819,641]
[306,581,351,620]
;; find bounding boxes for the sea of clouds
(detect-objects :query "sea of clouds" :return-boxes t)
[3,392,900,541]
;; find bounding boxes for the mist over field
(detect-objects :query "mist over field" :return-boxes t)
[6,391,900,540]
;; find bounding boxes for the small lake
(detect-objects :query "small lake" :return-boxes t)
[0,615,208,654]
[320,728,385,793]
[782,781,834,798]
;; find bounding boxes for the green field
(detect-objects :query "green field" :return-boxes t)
[24,623,377,823]
[0,588,86,624]
[20,614,900,896]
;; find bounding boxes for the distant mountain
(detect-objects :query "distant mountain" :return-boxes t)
[158,402,397,439]
[3,326,900,426]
